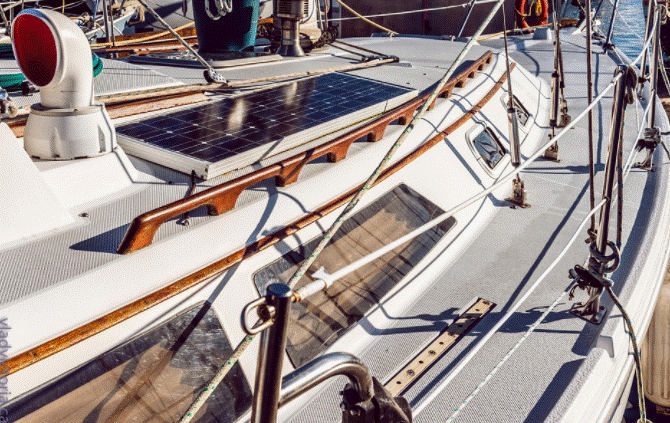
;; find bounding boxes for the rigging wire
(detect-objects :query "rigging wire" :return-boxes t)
[604,0,646,42]
[175,1,507,420]
[410,68,635,414]
[326,0,499,23]
[135,0,224,82]
[445,199,606,422]
[421,94,650,418]
[639,0,656,82]
[182,52,633,423]
[89,20,194,48]
[174,4,659,421]
[332,0,398,35]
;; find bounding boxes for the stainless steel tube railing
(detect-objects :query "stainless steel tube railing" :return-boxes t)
[279,352,375,408]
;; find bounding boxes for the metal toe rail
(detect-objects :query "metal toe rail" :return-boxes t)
[117,50,493,254]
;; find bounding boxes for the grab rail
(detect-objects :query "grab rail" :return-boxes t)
[279,352,374,408]
[116,50,494,254]
[246,283,399,423]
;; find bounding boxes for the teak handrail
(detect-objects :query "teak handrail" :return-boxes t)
[6,62,511,376]
[117,50,494,254]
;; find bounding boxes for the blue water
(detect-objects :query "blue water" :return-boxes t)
[594,0,646,61]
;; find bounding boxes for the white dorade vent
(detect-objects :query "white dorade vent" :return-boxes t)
[12,9,115,160]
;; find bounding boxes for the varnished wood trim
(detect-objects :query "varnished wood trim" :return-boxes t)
[7,92,210,138]
[117,50,495,254]
[6,62,510,376]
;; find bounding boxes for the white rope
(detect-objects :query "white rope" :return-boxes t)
[606,0,645,42]
[420,70,653,421]
[627,12,658,67]
[440,115,648,420]
[333,0,398,35]
[439,90,650,417]
[180,8,654,421]
[444,199,606,421]
[176,2,506,421]
[608,13,658,70]
[328,0,499,22]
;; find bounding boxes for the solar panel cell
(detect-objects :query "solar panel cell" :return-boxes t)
[117,72,414,179]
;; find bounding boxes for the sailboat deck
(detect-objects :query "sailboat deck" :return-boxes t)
[0,39,500,303]
[279,34,670,423]
[3,33,670,423]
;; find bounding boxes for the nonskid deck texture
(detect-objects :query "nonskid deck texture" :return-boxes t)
[2,33,667,423]
[283,34,670,422]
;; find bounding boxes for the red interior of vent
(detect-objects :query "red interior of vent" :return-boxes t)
[13,14,57,87]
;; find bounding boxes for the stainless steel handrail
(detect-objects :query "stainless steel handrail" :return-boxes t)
[247,284,375,422]
[279,352,375,408]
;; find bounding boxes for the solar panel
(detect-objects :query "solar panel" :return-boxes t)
[116,73,416,179]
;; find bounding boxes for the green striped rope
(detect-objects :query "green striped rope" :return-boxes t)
[177,0,507,421]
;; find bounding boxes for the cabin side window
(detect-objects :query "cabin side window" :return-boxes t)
[253,184,456,367]
[501,95,531,127]
[468,124,506,170]
[6,304,252,423]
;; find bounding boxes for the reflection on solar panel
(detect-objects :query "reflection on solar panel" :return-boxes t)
[116,73,416,179]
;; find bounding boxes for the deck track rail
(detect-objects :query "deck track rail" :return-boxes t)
[116,50,494,254]
[5,58,510,377]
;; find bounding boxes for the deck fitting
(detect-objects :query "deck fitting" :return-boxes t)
[383,298,495,396]
[506,175,530,208]
[543,140,560,162]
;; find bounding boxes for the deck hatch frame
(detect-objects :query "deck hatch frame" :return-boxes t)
[252,184,457,368]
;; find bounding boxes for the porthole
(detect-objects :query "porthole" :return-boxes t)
[500,94,532,129]
[467,123,507,170]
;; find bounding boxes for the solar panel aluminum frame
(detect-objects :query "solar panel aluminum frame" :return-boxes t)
[116,73,417,180]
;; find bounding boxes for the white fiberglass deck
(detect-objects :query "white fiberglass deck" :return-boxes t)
[1,33,669,423]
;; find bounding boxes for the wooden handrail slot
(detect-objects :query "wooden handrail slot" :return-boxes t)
[117,50,495,254]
